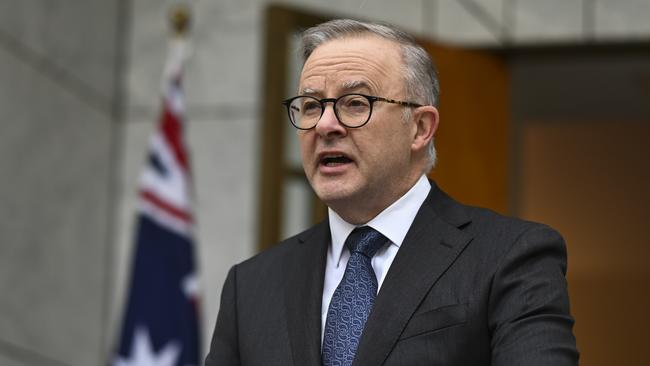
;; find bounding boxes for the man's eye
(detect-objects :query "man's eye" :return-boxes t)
[302,101,321,112]
[343,97,369,110]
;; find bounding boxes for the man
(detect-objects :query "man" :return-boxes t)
[206,19,578,366]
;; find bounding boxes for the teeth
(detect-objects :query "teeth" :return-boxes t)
[321,154,351,166]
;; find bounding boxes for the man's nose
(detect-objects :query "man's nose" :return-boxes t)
[315,104,347,137]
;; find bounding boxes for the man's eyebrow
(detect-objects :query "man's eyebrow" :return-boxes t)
[341,80,370,92]
[300,87,318,95]
[299,81,369,96]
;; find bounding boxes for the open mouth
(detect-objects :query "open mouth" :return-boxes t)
[320,155,353,167]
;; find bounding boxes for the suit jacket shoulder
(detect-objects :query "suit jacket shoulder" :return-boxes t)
[207,220,329,366]
[238,221,327,272]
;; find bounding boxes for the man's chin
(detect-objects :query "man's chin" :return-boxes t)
[313,181,358,206]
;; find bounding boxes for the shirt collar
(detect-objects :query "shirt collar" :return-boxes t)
[328,175,431,266]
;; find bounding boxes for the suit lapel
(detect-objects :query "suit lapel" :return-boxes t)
[285,221,329,366]
[353,184,473,366]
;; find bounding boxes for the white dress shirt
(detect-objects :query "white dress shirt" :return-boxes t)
[321,175,431,342]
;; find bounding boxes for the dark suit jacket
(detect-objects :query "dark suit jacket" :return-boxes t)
[205,183,579,365]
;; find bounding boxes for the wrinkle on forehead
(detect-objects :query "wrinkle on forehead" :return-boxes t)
[341,80,370,90]
[298,37,403,97]
[300,80,372,96]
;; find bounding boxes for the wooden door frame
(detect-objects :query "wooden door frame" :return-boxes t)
[258,5,330,251]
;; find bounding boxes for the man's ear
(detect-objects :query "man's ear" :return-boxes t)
[411,106,439,152]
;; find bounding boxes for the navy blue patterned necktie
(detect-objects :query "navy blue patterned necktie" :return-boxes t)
[322,226,388,366]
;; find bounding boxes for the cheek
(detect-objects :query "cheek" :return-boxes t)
[354,132,391,167]
[369,125,412,164]
[298,135,314,164]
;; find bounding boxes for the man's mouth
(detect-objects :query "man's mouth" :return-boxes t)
[320,154,353,167]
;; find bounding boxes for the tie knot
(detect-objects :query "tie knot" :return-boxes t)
[345,226,387,258]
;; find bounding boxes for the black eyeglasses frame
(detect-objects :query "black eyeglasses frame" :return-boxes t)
[281,93,423,130]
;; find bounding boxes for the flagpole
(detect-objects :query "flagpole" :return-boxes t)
[166,6,204,363]
[168,3,205,363]
[170,5,191,37]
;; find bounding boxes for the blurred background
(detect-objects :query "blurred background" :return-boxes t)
[1,0,649,365]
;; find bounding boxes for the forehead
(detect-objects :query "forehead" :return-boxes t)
[298,35,404,95]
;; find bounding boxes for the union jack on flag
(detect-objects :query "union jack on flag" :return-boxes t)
[114,37,201,366]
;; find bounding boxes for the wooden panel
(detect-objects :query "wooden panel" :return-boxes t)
[569,274,649,365]
[420,42,509,214]
[520,120,650,365]
[259,6,329,250]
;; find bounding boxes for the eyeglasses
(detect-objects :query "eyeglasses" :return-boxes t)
[282,93,422,130]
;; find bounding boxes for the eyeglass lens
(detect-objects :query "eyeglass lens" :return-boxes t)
[288,94,372,129]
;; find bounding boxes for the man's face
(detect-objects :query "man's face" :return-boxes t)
[297,35,420,223]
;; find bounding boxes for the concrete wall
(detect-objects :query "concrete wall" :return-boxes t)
[1,0,649,365]
[0,1,124,365]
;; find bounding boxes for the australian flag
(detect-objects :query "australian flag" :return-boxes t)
[114,36,200,366]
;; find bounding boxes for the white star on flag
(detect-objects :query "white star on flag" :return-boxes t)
[115,327,180,366]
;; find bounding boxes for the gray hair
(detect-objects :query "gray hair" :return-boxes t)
[300,19,440,171]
